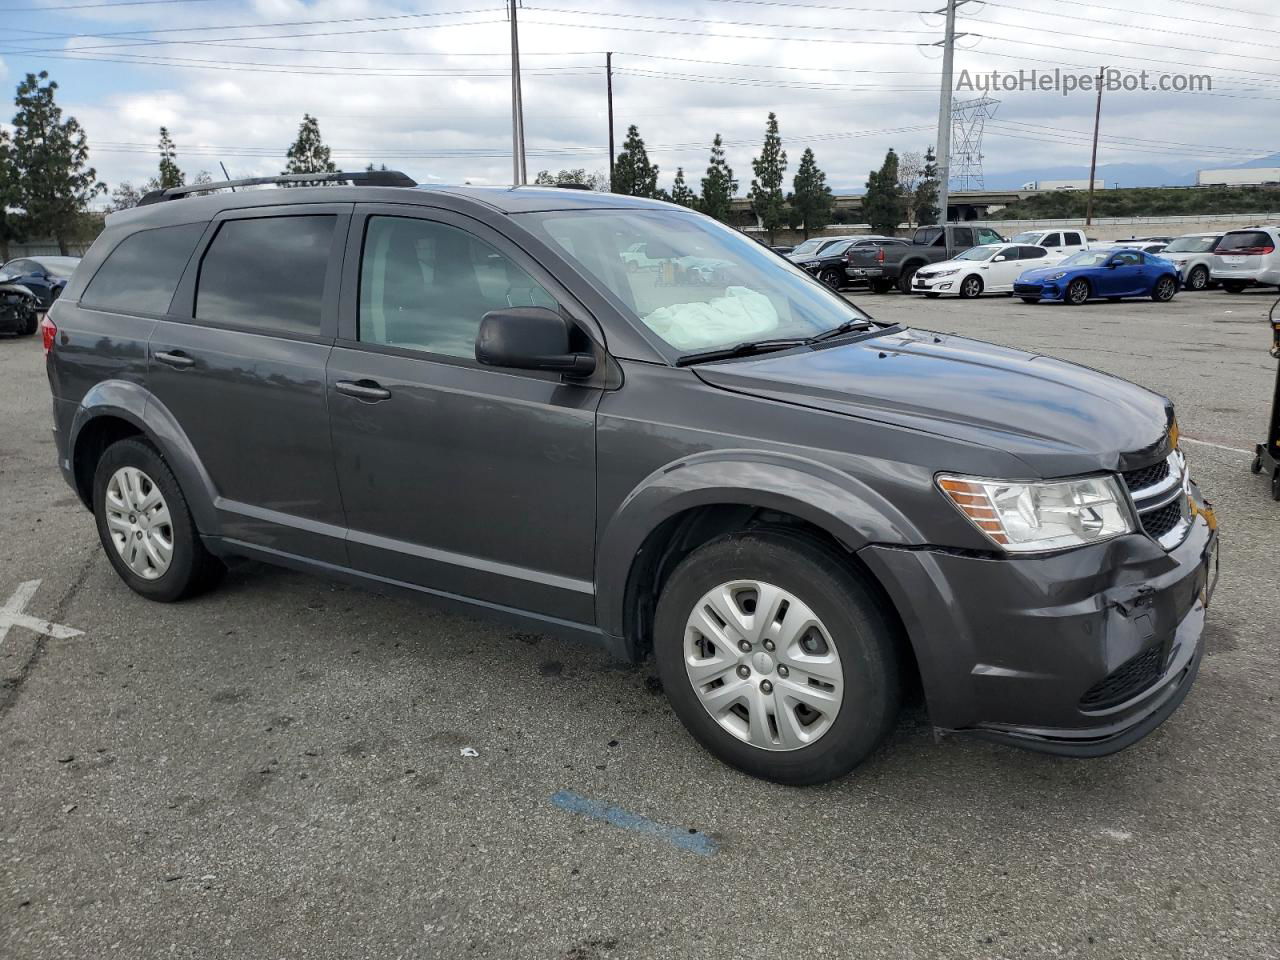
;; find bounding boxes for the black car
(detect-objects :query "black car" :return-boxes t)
[789,236,909,289]
[45,171,1217,785]
[0,281,40,336]
[0,256,80,309]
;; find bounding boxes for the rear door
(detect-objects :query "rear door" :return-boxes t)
[325,205,603,623]
[148,204,350,563]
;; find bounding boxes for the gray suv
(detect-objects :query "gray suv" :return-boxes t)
[44,172,1218,785]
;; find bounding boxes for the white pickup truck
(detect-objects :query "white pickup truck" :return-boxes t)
[1007,229,1090,259]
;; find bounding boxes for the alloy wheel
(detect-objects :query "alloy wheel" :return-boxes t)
[1156,276,1176,301]
[1067,279,1089,304]
[683,580,844,751]
[104,466,174,580]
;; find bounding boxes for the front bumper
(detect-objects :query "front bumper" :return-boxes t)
[911,273,959,294]
[859,480,1217,757]
[1013,281,1065,301]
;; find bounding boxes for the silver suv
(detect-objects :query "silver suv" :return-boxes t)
[1161,232,1224,292]
[1212,226,1280,293]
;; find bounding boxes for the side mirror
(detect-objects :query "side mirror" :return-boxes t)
[1106,261,1120,269]
[993,255,1007,262]
[475,307,596,377]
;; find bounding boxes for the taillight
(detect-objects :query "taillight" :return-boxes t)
[40,314,57,356]
[876,247,885,263]
[1232,245,1275,256]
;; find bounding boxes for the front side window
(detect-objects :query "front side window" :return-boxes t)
[1112,251,1142,266]
[1042,233,1062,247]
[358,216,558,359]
[196,215,334,335]
[521,209,871,355]
[82,222,207,316]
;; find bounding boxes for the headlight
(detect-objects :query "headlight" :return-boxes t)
[1047,271,1068,280]
[931,268,959,277]
[937,474,1134,553]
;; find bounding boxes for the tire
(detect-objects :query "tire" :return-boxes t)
[20,309,38,336]
[819,268,843,291]
[92,437,224,602]
[1064,278,1091,305]
[654,530,902,786]
[958,275,983,299]
[1273,468,1280,502]
[1151,274,1177,302]
[1223,280,1248,294]
[924,292,942,299]
[867,279,894,295]
[1186,265,1209,291]
[897,264,920,294]
[1251,451,1264,475]
[1020,296,1040,304]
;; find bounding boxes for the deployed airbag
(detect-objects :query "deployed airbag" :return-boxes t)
[641,287,779,350]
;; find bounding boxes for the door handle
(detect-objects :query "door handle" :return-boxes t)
[154,350,195,369]
[335,379,392,402]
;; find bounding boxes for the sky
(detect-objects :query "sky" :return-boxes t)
[2,0,1279,202]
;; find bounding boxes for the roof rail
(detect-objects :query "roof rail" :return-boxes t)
[137,169,417,206]
[553,182,593,191]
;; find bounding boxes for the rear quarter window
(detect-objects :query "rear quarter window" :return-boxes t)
[80,222,207,316]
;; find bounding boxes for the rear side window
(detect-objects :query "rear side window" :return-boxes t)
[81,222,206,316]
[1019,246,1047,259]
[1063,232,1084,245]
[196,215,335,336]
[952,227,975,247]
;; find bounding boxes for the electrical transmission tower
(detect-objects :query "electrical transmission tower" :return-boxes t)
[950,96,999,190]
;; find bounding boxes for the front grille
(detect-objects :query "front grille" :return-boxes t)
[1140,499,1183,540]
[1080,644,1164,710]
[1122,459,1170,492]
[1014,283,1042,294]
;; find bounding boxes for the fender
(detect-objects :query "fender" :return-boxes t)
[594,448,925,640]
[68,380,222,535]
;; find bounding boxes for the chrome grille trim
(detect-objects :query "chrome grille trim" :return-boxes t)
[1123,451,1192,550]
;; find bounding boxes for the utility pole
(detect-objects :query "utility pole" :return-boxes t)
[606,52,615,192]
[932,0,959,225]
[509,0,527,185]
[1085,66,1105,227]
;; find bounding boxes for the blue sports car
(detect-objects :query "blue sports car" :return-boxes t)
[1013,248,1180,305]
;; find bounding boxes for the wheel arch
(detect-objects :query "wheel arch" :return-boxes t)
[68,381,220,534]
[595,451,923,662]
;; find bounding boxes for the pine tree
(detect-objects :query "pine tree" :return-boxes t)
[699,133,737,223]
[612,125,659,198]
[914,146,941,225]
[788,147,833,239]
[670,167,696,208]
[283,113,336,183]
[749,112,788,243]
[533,168,608,190]
[11,71,104,254]
[158,126,184,189]
[863,148,906,236]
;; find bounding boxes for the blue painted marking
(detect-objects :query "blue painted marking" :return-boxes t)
[549,790,717,857]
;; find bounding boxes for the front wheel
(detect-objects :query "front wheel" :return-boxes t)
[819,268,843,291]
[654,530,902,785]
[1186,265,1209,291]
[958,275,983,299]
[1151,275,1177,302]
[92,438,224,602]
[897,266,919,294]
[1065,278,1091,305]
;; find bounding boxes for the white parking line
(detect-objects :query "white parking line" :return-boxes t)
[0,579,83,646]
[1181,437,1253,456]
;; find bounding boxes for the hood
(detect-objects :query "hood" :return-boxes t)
[694,328,1172,477]
[1019,264,1073,281]
[917,259,966,274]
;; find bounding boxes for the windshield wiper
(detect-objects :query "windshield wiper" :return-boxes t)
[806,317,875,343]
[675,337,809,367]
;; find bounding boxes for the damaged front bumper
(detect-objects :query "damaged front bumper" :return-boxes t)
[859,481,1217,758]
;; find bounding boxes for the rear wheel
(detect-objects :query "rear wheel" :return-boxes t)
[1065,278,1091,305]
[958,275,983,299]
[1186,265,1209,291]
[92,438,224,602]
[897,265,920,294]
[654,530,902,785]
[1223,280,1248,294]
[1152,275,1178,302]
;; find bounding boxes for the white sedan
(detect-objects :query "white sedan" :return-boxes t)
[911,243,1057,298]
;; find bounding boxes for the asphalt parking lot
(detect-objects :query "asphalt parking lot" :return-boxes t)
[2,287,1278,960]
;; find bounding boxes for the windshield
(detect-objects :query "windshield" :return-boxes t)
[788,239,824,256]
[955,245,999,262]
[1061,250,1112,267]
[1009,232,1040,244]
[1163,236,1218,254]
[522,210,873,355]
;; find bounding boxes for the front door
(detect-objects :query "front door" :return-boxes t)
[326,207,602,624]
[148,206,350,563]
